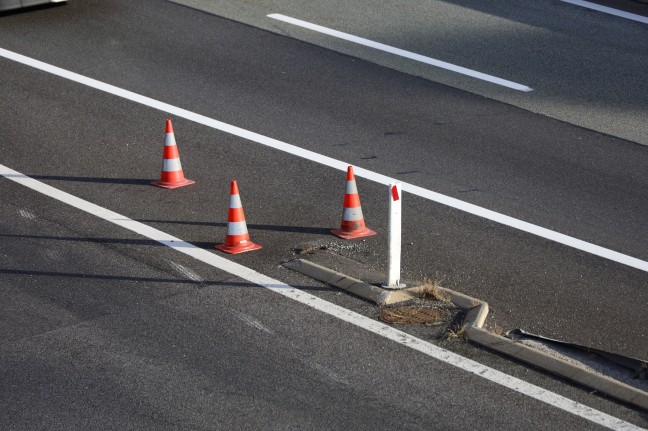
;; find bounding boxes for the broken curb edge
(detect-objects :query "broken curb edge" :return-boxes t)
[282,258,648,412]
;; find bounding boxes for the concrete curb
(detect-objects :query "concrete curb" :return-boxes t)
[467,327,648,411]
[283,258,648,412]
[282,259,413,305]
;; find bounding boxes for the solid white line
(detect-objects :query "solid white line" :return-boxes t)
[0,46,646,275]
[0,164,642,431]
[562,0,648,24]
[267,13,533,92]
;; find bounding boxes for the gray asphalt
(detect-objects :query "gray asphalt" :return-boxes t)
[172,0,648,146]
[0,0,647,428]
[3,181,605,431]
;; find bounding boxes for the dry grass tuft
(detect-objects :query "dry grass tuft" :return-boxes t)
[443,324,467,341]
[418,277,450,303]
[491,323,505,336]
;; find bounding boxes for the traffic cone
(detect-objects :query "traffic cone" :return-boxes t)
[151,119,195,189]
[331,166,377,240]
[215,180,262,254]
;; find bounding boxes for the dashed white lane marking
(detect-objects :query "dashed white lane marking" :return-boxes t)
[267,13,532,92]
[0,47,645,274]
[561,0,648,24]
[169,261,203,282]
[0,164,642,431]
[234,311,275,335]
[18,209,36,220]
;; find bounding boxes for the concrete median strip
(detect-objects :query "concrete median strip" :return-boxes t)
[284,258,648,412]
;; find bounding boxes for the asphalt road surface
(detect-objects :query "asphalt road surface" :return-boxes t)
[172,0,648,146]
[0,0,647,429]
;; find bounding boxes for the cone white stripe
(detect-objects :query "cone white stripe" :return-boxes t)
[227,221,249,236]
[229,194,242,209]
[345,180,358,194]
[164,133,176,146]
[162,158,182,172]
[343,207,364,221]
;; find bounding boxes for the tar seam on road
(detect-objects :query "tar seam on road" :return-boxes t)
[267,14,533,92]
[1,46,645,274]
[561,0,648,24]
[0,164,642,431]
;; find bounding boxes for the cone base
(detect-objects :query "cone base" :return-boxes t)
[151,179,195,189]
[331,227,377,240]
[215,242,262,255]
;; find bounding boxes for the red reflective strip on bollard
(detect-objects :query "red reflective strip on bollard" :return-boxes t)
[391,185,399,201]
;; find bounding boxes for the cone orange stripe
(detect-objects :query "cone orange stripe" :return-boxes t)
[341,220,365,229]
[152,119,194,189]
[228,207,246,222]
[163,146,180,160]
[343,194,361,208]
[230,181,239,195]
[331,165,376,240]
[225,234,251,246]
[160,171,186,183]
[215,180,261,254]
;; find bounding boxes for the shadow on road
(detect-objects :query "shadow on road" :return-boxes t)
[139,219,332,235]
[26,174,152,185]
[0,267,331,292]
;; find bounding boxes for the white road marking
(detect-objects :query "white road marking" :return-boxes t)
[235,311,275,335]
[18,208,36,220]
[0,164,641,431]
[1,46,645,273]
[267,13,532,92]
[561,0,648,24]
[170,261,203,282]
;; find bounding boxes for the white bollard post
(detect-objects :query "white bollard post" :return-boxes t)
[383,181,406,289]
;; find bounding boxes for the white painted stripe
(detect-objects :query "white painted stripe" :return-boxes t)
[164,132,176,147]
[561,0,648,24]
[267,14,532,92]
[229,193,242,209]
[169,261,203,282]
[0,47,646,273]
[234,311,274,335]
[342,206,364,221]
[0,164,640,431]
[162,157,182,172]
[345,179,358,195]
[18,208,36,220]
[227,220,249,236]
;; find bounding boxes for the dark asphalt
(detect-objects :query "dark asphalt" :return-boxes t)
[0,0,647,428]
[0,174,609,430]
[169,0,648,146]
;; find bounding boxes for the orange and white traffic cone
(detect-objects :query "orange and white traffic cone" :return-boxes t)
[151,119,195,189]
[215,180,262,254]
[331,166,377,240]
